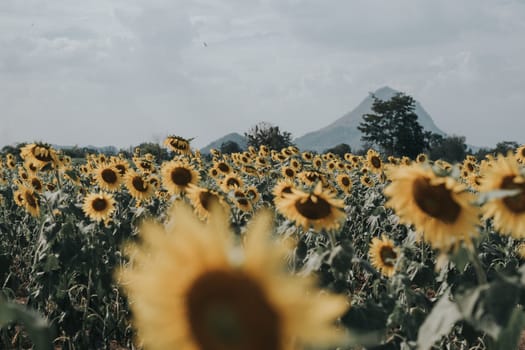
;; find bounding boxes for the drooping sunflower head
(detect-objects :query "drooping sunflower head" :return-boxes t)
[369,235,398,277]
[161,160,200,195]
[93,164,122,192]
[384,164,479,251]
[479,154,525,237]
[360,175,374,187]
[82,192,116,222]
[117,202,348,350]
[163,135,192,155]
[275,182,346,232]
[20,143,58,169]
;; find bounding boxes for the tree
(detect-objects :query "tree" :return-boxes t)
[244,122,294,151]
[220,140,243,154]
[324,143,352,158]
[428,135,468,163]
[358,93,428,158]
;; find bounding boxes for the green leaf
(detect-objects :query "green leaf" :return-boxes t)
[0,298,53,350]
[417,289,462,350]
[495,307,525,350]
[450,246,470,272]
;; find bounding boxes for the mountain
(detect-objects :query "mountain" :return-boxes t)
[200,132,247,154]
[294,86,446,152]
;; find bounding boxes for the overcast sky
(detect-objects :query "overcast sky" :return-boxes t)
[1,0,524,149]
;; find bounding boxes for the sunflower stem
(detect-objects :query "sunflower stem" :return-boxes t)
[468,245,487,285]
[326,230,337,248]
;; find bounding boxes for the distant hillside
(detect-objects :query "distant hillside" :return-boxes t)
[294,86,447,152]
[200,132,247,154]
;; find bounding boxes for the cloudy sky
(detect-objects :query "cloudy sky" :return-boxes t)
[1,0,524,149]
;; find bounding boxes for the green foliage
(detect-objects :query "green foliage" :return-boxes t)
[428,135,468,163]
[244,122,294,150]
[324,143,352,158]
[358,93,429,158]
[220,140,243,154]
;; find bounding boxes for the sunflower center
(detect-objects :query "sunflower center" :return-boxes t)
[226,178,240,188]
[186,270,281,350]
[91,197,108,212]
[171,167,192,186]
[500,175,525,213]
[285,168,294,177]
[370,156,381,169]
[101,169,118,184]
[217,163,230,173]
[25,192,37,208]
[379,246,397,267]
[412,177,460,224]
[341,177,350,187]
[199,191,220,211]
[294,195,332,220]
[132,176,148,192]
[31,178,42,191]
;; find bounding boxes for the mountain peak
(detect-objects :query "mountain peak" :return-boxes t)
[294,87,446,152]
[371,86,400,100]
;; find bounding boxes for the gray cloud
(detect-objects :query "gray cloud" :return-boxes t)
[1,0,524,148]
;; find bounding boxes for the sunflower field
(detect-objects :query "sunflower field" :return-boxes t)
[2,138,525,350]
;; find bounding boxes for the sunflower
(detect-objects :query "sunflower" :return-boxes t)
[234,195,253,212]
[516,145,525,163]
[246,186,260,203]
[384,164,479,251]
[19,143,58,168]
[479,155,525,237]
[336,174,353,195]
[161,160,200,195]
[125,171,155,202]
[220,173,244,192]
[186,185,229,220]
[82,192,116,222]
[214,161,232,175]
[369,235,398,277]
[28,176,44,193]
[298,171,326,186]
[416,153,428,163]
[302,152,313,162]
[117,202,348,350]
[360,175,373,187]
[94,164,122,192]
[276,182,346,232]
[366,149,383,173]
[15,185,40,217]
[281,166,296,179]
[164,135,192,155]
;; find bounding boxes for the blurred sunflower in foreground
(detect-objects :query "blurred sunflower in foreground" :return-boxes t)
[117,202,349,350]
[384,164,479,251]
[479,154,525,237]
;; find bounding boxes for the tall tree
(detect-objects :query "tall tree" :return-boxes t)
[429,135,468,163]
[358,93,428,158]
[244,122,294,150]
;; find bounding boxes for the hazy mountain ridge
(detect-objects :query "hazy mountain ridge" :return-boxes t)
[201,87,448,153]
[294,86,446,152]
